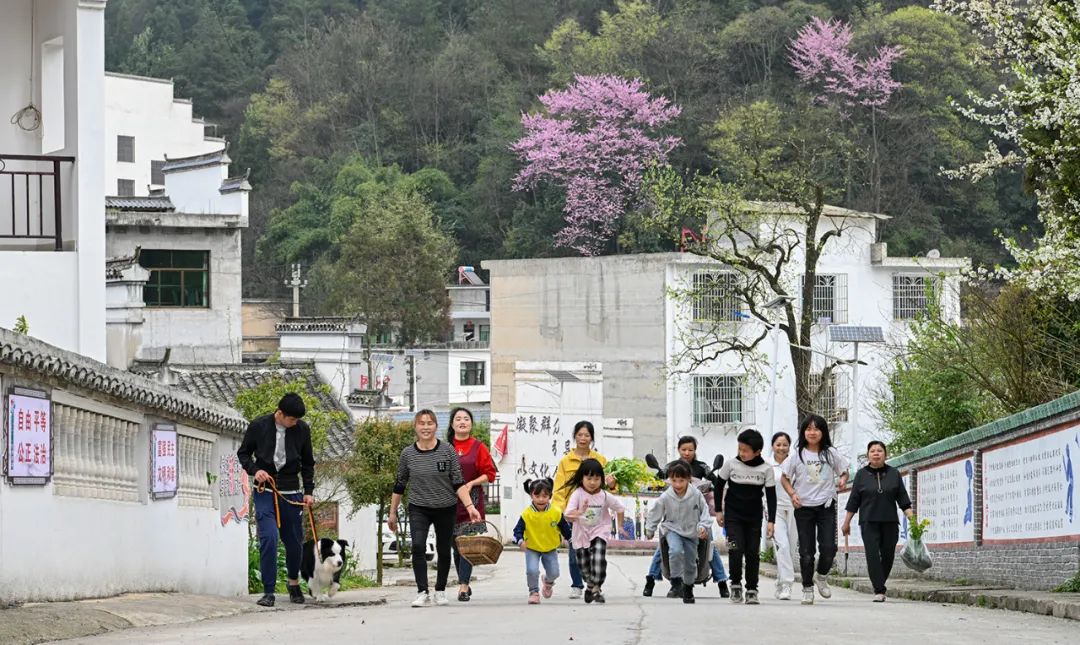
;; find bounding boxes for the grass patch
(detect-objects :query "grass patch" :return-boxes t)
[1052,571,1080,593]
[760,545,775,564]
[976,594,989,607]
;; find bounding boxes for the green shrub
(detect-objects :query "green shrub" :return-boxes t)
[1053,571,1080,593]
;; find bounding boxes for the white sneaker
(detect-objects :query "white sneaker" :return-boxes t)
[433,591,449,606]
[873,593,886,603]
[815,575,832,599]
[801,587,814,605]
[411,591,430,607]
[778,583,792,601]
[568,587,583,599]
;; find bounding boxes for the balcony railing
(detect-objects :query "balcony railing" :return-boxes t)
[0,154,75,251]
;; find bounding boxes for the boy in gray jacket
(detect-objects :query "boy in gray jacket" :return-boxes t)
[644,461,713,604]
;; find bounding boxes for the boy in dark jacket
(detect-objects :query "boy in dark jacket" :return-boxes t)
[237,393,315,607]
[715,429,776,605]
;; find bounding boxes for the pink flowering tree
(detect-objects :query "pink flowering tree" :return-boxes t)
[789,17,902,212]
[512,75,681,255]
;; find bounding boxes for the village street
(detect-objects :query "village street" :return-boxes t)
[51,552,1079,645]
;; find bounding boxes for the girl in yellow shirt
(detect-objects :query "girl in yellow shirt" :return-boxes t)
[513,478,572,604]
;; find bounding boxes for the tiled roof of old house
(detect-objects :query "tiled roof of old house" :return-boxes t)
[137,363,355,459]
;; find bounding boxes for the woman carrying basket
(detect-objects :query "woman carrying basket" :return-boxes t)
[448,407,498,602]
[389,410,481,608]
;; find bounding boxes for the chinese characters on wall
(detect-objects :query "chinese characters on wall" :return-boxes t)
[6,389,52,483]
[917,457,975,545]
[151,425,178,499]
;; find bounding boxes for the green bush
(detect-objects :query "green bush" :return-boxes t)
[1053,571,1080,593]
[248,535,288,593]
[760,545,776,564]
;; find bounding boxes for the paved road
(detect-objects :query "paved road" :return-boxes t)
[54,552,1078,645]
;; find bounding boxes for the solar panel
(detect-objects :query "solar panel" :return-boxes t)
[546,370,581,382]
[828,325,885,343]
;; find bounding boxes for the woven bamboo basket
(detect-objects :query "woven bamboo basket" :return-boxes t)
[454,521,504,565]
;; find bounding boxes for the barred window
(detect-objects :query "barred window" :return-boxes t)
[151,159,165,185]
[693,375,753,425]
[117,135,135,163]
[809,372,849,423]
[692,271,743,322]
[893,275,938,320]
[811,274,847,324]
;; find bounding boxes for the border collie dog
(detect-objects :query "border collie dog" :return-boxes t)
[300,538,349,601]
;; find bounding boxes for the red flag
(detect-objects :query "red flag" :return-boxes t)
[493,424,509,463]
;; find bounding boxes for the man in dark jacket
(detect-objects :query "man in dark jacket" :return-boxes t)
[237,393,315,607]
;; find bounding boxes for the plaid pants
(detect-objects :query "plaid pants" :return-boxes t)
[575,537,609,590]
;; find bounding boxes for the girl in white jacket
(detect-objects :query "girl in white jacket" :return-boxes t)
[770,432,798,600]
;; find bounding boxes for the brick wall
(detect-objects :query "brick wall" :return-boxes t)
[845,391,1080,591]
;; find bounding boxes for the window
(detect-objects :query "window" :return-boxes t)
[463,321,475,341]
[893,275,938,320]
[117,135,135,163]
[140,250,210,307]
[808,274,848,324]
[151,160,165,185]
[692,271,743,322]
[809,372,849,423]
[460,361,485,386]
[479,324,490,342]
[117,179,135,197]
[693,375,753,425]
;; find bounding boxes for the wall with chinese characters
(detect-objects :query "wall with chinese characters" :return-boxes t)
[838,391,1080,591]
[0,378,246,603]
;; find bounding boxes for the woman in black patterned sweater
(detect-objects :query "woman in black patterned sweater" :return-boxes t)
[389,409,480,608]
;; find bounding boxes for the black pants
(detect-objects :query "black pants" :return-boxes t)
[860,522,900,594]
[409,504,456,593]
[794,504,837,589]
[726,516,762,591]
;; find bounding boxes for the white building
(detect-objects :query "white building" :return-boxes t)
[104,72,224,198]
[103,76,249,367]
[0,3,250,604]
[0,0,107,361]
[483,205,967,525]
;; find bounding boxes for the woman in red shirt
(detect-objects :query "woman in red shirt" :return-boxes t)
[448,406,498,602]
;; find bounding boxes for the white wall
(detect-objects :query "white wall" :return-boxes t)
[447,349,491,405]
[105,73,223,197]
[0,388,246,602]
[331,493,380,575]
[0,0,106,361]
[106,227,244,364]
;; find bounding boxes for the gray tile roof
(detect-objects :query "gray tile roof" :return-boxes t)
[162,148,230,174]
[106,247,141,280]
[0,328,246,434]
[105,195,175,212]
[145,363,354,459]
[220,171,251,194]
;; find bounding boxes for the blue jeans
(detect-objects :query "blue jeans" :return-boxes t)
[453,545,473,585]
[648,538,728,582]
[525,549,560,593]
[665,532,699,583]
[568,545,583,589]
[254,489,304,595]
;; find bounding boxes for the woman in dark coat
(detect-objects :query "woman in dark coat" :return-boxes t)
[842,441,914,602]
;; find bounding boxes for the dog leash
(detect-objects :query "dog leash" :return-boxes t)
[256,475,319,542]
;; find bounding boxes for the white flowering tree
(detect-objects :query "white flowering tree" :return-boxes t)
[934,0,1080,300]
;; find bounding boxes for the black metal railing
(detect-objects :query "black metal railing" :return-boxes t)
[0,154,75,251]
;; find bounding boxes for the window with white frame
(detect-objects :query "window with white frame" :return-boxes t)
[692,271,743,322]
[809,371,849,423]
[808,274,848,324]
[892,275,939,320]
[693,375,753,425]
[460,361,485,386]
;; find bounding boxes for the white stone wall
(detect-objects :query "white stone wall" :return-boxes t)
[0,0,107,361]
[105,226,243,364]
[0,384,246,602]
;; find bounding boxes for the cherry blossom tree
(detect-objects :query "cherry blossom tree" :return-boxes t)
[933,0,1080,301]
[789,17,902,212]
[512,75,681,255]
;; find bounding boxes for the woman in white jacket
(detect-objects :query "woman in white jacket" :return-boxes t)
[770,432,798,600]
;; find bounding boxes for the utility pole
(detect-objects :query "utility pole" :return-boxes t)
[284,263,307,317]
[406,353,415,412]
